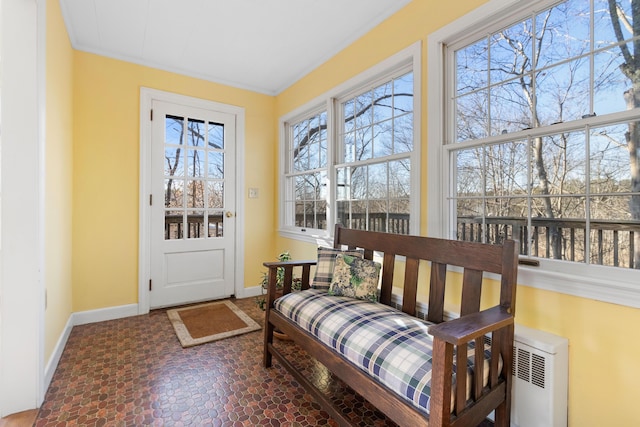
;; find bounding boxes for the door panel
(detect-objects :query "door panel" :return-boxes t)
[165,250,224,284]
[150,101,236,308]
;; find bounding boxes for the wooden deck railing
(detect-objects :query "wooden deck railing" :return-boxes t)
[457,216,640,269]
[165,214,224,239]
[167,211,638,269]
[297,212,411,235]
[296,212,639,268]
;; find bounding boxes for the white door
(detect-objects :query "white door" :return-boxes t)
[149,100,236,308]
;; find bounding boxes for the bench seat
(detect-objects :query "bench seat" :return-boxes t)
[275,289,495,414]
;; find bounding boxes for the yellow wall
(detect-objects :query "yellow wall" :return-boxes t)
[45,0,74,362]
[71,52,276,311]
[515,286,639,426]
[273,1,640,425]
[44,0,639,424]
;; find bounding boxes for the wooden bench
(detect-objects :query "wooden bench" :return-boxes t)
[262,225,518,427]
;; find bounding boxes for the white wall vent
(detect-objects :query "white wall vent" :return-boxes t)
[510,324,569,427]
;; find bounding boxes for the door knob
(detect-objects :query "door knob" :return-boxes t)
[225,211,234,218]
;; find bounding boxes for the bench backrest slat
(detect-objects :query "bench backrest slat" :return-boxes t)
[402,257,420,316]
[460,269,483,316]
[427,262,447,323]
[379,253,395,306]
[333,225,519,321]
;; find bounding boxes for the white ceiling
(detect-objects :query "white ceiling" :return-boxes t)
[59,0,411,95]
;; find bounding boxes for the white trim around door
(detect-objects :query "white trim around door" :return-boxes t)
[139,88,246,314]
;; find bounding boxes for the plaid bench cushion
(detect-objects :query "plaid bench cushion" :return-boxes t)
[274,289,494,414]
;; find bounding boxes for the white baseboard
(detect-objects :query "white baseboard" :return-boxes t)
[237,285,263,299]
[72,303,140,326]
[43,315,73,398]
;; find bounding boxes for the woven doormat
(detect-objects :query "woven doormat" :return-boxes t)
[167,300,261,348]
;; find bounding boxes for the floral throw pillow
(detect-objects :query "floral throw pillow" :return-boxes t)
[328,254,381,302]
[311,247,364,290]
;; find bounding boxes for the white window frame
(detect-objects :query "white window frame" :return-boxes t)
[281,106,330,237]
[427,0,640,308]
[280,42,421,245]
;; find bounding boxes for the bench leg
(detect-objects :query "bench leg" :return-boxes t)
[494,326,513,427]
[263,320,274,368]
[493,400,510,427]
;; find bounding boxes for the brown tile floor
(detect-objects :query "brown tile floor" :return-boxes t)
[35,297,493,426]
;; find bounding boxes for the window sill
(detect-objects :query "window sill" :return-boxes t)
[517,262,640,309]
[279,228,334,247]
[447,256,640,308]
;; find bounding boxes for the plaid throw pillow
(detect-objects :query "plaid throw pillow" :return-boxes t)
[311,247,364,290]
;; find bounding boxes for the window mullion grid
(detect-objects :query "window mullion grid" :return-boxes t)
[329,97,342,236]
[531,9,538,131]
[365,163,370,231]
[589,0,595,117]
[482,143,488,244]
[586,6,602,263]
[486,33,492,143]
[300,119,316,229]
[286,122,299,230]
[452,45,462,143]
[181,117,188,239]
[446,146,459,241]
[526,135,533,258]
[585,124,592,265]
[204,122,210,238]
[324,99,335,233]
[446,44,458,240]
[386,162,391,233]
[288,170,305,229]
[282,174,293,229]
[336,147,352,231]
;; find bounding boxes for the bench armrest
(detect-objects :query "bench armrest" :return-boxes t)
[428,306,513,345]
[262,260,317,296]
[428,306,514,421]
[262,260,317,268]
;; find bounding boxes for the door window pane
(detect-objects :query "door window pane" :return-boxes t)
[164,179,183,208]
[207,182,224,209]
[164,114,226,240]
[165,211,184,240]
[186,180,205,208]
[165,116,184,145]
[208,152,224,179]
[165,148,183,177]
[208,213,224,237]
[187,119,205,146]
[187,150,205,178]
[208,122,224,149]
[187,211,205,238]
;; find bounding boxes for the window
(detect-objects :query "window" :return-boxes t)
[429,0,640,306]
[281,43,420,241]
[336,72,414,234]
[283,110,328,232]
